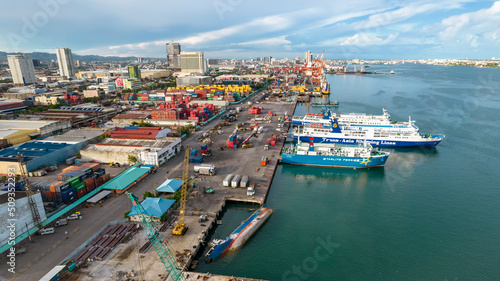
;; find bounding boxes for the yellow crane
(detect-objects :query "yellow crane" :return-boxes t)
[173,146,190,235]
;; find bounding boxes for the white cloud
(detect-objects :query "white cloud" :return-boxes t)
[437,1,500,42]
[338,33,399,46]
[236,36,291,46]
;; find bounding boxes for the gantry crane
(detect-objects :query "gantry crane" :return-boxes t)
[125,192,186,281]
[172,146,189,235]
[17,154,42,229]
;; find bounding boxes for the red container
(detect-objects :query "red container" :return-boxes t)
[267,138,271,144]
[271,140,276,146]
[272,135,277,141]
[77,189,86,198]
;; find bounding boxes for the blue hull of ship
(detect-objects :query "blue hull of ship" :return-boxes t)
[281,153,389,168]
[293,135,442,147]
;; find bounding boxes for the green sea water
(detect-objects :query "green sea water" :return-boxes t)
[196,64,500,280]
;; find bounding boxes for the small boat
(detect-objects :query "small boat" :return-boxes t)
[311,100,339,107]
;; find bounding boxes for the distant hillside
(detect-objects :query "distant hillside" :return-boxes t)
[0,51,164,63]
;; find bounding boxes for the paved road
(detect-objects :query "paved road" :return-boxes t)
[0,90,266,281]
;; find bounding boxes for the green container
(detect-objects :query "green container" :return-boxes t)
[75,182,85,191]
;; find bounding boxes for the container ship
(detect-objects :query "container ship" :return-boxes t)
[205,207,273,263]
[281,140,389,168]
[293,118,445,147]
[292,108,392,126]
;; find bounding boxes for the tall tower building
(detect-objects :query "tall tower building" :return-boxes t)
[7,54,37,86]
[166,43,181,68]
[128,65,141,79]
[305,50,312,64]
[180,52,205,73]
[56,48,75,78]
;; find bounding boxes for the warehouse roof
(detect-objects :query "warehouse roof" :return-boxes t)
[156,179,183,193]
[99,165,151,191]
[0,120,61,130]
[0,101,28,113]
[0,129,21,138]
[110,127,169,140]
[0,141,73,161]
[128,197,175,218]
[42,129,109,144]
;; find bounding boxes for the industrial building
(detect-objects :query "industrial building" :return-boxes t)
[0,101,28,114]
[80,138,181,166]
[35,93,67,105]
[7,54,37,86]
[111,112,151,125]
[176,75,212,87]
[181,52,205,74]
[17,105,118,127]
[0,120,71,137]
[123,78,141,90]
[0,192,46,249]
[0,141,82,175]
[56,48,75,78]
[41,128,109,147]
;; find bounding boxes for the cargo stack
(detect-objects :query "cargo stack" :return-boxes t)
[201,144,209,155]
[249,106,261,115]
[226,134,237,149]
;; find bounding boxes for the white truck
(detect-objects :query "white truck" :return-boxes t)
[55,218,67,226]
[194,164,215,176]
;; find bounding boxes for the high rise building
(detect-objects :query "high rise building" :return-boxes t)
[56,48,75,78]
[128,65,141,79]
[7,55,37,86]
[76,60,82,67]
[305,50,313,64]
[166,43,181,68]
[181,52,205,73]
[32,59,41,68]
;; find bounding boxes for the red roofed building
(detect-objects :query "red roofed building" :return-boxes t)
[110,127,171,140]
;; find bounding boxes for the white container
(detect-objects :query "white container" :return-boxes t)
[231,175,242,188]
[223,174,234,187]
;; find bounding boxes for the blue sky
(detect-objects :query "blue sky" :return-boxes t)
[1,0,499,59]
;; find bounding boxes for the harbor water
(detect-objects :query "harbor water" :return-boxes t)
[196,64,500,280]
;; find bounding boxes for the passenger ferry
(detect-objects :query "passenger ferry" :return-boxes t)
[292,108,392,126]
[281,140,389,168]
[292,118,445,147]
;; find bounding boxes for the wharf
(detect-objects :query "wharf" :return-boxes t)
[54,93,296,280]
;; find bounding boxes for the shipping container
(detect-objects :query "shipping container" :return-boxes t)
[240,176,249,188]
[231,175,242,188]
[223,174,234,187]
[189,156,203,163]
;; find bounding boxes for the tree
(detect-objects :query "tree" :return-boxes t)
[128,155,138,164]
[1,176,6,182]
[138,121,152,127]
[75,152,81,158]
[143,191,156,200]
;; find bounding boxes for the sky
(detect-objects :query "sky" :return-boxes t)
[0,0,499,59]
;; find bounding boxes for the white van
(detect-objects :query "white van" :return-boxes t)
[40,227,55,235]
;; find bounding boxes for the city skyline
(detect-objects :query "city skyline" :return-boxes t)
[1,0,500,59]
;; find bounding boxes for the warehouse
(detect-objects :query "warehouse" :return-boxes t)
[0,141,82,175]
[0,120,71,137]
[80,138,181,166]
[0,192,46,249]
[41,128,109,147]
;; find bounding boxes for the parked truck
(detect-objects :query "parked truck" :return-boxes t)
[194,164,216,176]
[55,218,67,227]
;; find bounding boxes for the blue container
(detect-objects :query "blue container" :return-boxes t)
[95,168,105,177]
[221,114,227,119]
[60,187,76,198]
[201,144,208,150]
[190,149,198,156]
[189,156,204,163]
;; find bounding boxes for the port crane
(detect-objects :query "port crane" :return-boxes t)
[17,154,42,230]
[301,49,330,94]
[125,192,186,281]
[172,146,189,235]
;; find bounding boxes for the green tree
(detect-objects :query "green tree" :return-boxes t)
[128,155,138,164]
[143,191,156,200]
[124,211,131,218]
[75,151,81,158]
[138,121,152,127]
[1,176,6,182]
